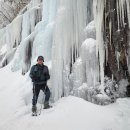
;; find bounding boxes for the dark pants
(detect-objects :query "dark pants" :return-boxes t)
[127,85,130,97]
[32,84,50,106]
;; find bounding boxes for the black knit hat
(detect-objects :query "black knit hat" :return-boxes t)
[37,56,44,61]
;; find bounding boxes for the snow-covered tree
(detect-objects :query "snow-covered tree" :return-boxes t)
[0,0,30,28]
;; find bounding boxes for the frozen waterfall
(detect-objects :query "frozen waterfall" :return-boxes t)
[0,0,130,104]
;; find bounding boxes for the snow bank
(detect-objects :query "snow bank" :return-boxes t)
[0,66,130,130]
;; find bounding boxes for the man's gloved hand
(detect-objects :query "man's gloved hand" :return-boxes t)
[32,76,40,82]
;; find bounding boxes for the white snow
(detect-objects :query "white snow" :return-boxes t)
[0,64,130,130]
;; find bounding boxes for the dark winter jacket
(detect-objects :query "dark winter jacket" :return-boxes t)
[29,64,50,85]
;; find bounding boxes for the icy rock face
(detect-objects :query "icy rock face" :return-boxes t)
[93,0,130,89]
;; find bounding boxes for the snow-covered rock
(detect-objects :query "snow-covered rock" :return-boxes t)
[81,38,99,87]
[84,21,96,39]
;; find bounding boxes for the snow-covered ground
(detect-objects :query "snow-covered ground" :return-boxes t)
[0,64,130,130]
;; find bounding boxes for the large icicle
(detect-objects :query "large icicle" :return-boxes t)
[93,0,105,90]
[51,0,88,101]
[116,0,130,28]
[31,0,57,64]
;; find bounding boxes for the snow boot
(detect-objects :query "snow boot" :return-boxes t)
[44,101,52,109]
[32,105,37,116]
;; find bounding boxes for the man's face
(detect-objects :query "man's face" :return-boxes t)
[37,59,43,65]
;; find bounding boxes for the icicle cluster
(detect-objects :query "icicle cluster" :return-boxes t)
[51,0,88,101]
[0,0,42,72]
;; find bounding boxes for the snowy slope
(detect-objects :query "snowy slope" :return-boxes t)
[0,64,130,130]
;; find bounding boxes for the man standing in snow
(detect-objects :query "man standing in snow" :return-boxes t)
[29,56,51,113]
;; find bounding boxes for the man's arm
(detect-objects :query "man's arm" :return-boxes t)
[29,65,35,79]
[46,67,50,81]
